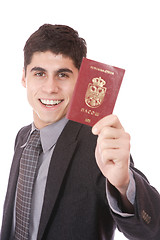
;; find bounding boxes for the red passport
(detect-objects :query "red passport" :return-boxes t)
[66,57,125,126]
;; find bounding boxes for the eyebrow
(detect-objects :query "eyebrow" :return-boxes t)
[56,68,73,74]
[30,67,73,74]
[31,67,46,72]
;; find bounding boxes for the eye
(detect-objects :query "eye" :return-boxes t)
[58,72,69,79]
[35,72,46,77]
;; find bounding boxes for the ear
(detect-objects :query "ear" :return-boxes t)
[21,68,26,88]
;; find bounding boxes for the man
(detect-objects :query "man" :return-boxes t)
[1,24,160,240]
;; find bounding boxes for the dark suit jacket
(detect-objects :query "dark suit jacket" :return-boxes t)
[1,121,160,240]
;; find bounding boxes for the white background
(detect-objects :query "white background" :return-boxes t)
[0,0,160,239]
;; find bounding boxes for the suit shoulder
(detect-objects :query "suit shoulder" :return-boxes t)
[68,120,96,137]
[79,123,96,138]
[67,121,97,147]
[14,124,32,148]
[16,124,32,137]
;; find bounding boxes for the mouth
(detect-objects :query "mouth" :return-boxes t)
[40,99,64,107]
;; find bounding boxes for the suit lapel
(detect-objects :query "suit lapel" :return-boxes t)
[37,121,82,240]
[1,125,31,240]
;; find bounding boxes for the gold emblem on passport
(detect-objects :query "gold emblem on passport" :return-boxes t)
[85,77,107,108]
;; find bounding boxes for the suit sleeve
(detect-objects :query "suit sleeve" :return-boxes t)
[109,156,160,240]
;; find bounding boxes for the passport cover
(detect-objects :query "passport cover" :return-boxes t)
[66,57,125,126]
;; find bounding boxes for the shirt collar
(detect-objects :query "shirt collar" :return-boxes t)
[32,118,69,153]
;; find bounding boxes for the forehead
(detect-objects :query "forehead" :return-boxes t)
[28,51,76,71]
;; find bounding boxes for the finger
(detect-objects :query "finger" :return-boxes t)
[98,148,129,165]
[98,148,119,164]
[98,138,121,150]
[92,114,123,135]
[98,126,124,140]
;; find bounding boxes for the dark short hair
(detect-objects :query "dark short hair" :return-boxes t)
[23,24,87,71]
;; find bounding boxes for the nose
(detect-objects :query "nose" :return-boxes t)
[42,77,59,94]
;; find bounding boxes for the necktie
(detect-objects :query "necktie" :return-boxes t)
[14,130,42,240]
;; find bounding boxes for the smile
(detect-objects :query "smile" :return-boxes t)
[40,99,63,107]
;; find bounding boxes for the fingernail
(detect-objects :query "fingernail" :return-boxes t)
[92,127,98,135]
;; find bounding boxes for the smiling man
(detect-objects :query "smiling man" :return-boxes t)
[1,24,160,240]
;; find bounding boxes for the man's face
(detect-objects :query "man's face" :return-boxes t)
[22,51,79,129]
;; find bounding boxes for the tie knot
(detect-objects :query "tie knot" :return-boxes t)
[27,129,41,150]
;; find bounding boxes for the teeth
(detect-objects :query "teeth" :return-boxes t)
[40,99,62,105]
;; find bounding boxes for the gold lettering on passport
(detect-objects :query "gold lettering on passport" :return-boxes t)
[85,118,91,123]
[85,77,107,108]
[81,108,99,117]
[90,66,114,75]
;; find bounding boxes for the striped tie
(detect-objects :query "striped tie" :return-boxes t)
[14,130,42,240]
